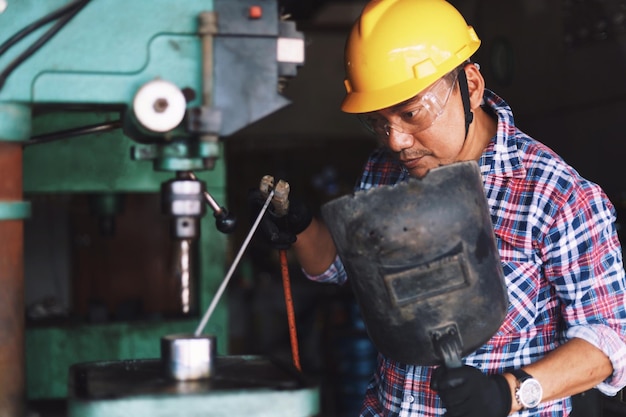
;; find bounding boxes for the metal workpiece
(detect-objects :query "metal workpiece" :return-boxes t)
[321,161,508,367]
[68,355,319,417]
[161,334,216,381]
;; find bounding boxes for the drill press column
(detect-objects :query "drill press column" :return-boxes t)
[0,142,25,417]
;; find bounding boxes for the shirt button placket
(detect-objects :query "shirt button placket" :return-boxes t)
[399,364,417,416]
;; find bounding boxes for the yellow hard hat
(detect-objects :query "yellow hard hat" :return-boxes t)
[342,0,481,114]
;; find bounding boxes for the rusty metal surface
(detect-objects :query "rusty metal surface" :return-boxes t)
[0,142,25,417]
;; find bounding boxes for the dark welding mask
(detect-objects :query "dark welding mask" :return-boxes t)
[321,161,508,367]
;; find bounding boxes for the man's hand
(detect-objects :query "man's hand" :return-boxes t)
[248,188,312,250]
[431,365,511,417]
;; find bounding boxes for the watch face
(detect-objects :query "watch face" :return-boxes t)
[519,378,543,408]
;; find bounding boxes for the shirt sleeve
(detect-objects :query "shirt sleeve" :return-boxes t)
[567,325,626,395]
[301,254,348,285]
[543,181,626,394]
[301,148,405,287]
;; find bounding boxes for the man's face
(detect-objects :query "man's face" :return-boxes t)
[372,82,469,178]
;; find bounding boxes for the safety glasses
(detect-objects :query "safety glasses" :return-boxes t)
[359,68,460,138]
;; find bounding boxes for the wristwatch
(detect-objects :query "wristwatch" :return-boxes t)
[511,369,543,409]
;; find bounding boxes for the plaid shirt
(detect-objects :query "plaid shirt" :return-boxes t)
[308,90,626,416]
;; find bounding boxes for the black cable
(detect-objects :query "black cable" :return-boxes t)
[25,119,122,146]
[0,0,89,91]
[0,0,85,57]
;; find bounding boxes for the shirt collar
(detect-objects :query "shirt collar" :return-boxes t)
[478,89,526,179]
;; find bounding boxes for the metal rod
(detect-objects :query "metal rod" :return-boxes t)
[198,12,216,113]
[194,190,275,336]
[25,120,122,146]
[187,171,222,214]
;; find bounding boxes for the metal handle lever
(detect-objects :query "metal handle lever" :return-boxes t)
[432,324,463,369]
[186,171,237,233]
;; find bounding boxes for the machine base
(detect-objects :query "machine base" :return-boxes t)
[68,355,320,417]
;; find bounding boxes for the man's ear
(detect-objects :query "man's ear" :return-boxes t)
[463,62,485,110]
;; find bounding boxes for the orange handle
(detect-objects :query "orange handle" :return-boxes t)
[279,249,301,371]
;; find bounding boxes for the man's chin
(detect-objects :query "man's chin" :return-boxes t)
[407,166,431,179]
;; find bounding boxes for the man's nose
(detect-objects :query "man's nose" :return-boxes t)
[386,127,414,152]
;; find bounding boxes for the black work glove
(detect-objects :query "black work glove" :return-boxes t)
[248,189,313,250]
[430,365,511,417]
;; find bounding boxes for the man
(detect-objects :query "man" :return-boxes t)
[252,0,626,415]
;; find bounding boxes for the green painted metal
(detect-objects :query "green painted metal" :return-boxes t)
[7,0,299,406]
[24,111,225,192]
[25,209,229,399]
[3,0,229,177]
[0,102,31,141]
[25,314,228,399]
[68,387,320,417]
[132,141,221,172]
[0,201,31,219]
[27,320,194,399]
[0,0,211,107]
[24,113,229,399]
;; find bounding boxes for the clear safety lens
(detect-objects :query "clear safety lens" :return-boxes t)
[359,69,459,138]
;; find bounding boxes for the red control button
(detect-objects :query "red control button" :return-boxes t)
[249,6,262,19]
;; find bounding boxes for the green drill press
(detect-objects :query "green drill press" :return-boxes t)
[0,0,317,416]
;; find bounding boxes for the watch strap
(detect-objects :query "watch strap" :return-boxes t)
[511,368,532,382]
[511,369,541,409]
